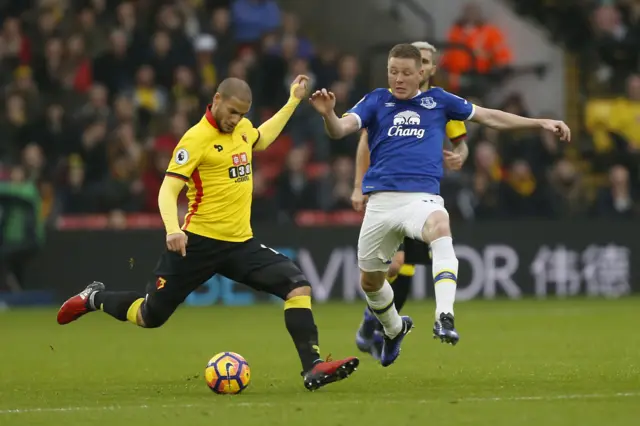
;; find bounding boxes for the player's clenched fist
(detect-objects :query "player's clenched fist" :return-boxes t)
[351,188,369,212]
[309,89,337,116]
[290,75,310,100]
[539,119,571,142]
[167,231,188,257]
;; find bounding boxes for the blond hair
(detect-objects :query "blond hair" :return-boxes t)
[411,41,437,54]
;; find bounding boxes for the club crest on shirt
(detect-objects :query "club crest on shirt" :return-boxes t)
[420,97,437,109]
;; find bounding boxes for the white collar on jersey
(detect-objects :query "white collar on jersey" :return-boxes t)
[387,88,423,99]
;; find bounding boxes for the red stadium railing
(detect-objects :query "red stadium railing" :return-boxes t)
[56,210,365,230]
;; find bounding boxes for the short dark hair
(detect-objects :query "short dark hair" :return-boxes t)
[388,43,422,68]
[217,77,252,103]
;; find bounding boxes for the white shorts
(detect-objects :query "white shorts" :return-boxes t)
[358,192,448,272]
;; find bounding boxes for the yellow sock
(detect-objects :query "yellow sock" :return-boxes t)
[387,275,398,284]
[126,298,144,325]
[398,264,416,277]
[284,295,312,310]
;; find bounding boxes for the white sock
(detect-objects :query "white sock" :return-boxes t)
[431,236,458,320]
[365,280,403,338]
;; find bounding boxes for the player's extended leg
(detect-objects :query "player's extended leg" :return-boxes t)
[56,280,144,325]
[422,210,460,345]
[57,273,203,328]
[357,199,414,367]
[227,251,359,391]
[58,236,215,328]
[356,250,405,360]
[360,269,413,367]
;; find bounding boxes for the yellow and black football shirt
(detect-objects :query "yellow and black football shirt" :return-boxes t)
[166,106,260,242]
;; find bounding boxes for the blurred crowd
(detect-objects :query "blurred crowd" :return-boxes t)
[0,0,638,232]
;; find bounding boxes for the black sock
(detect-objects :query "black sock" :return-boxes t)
[393,273,412,313]
[93,291,144,322]
[284,307,321,373]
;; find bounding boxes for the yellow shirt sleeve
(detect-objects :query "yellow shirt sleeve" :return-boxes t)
[166,131,206,181]
[445,120,467,143]
[253,97,301,151]
[158,176,186,234]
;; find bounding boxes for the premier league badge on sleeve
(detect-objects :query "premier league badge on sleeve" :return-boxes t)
[420,97,437,109]
[175,148,189,165]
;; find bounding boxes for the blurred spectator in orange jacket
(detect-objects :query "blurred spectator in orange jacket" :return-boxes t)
[441,2,512,83]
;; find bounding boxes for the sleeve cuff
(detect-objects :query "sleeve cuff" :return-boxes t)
[466,104,476,121]
[342,113,362,130]
[451,133,467,143]
[165,172,189,182]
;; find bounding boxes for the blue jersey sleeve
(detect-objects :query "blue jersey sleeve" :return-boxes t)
[344,91,379,129]
[440,89,475,121]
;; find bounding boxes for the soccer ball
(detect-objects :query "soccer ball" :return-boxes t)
[205,352,251,394]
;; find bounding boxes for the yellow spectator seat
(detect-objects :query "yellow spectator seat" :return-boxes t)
[585,99,614,153]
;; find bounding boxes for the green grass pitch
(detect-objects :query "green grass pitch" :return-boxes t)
[1,299,639,425]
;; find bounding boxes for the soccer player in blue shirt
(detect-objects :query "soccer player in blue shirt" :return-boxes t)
[351,41,469,361]
[309,43,570,367]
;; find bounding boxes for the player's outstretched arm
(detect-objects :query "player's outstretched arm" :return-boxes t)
[351,129,371,212]
[253,75,309,151]
[158,176,188,256]
[309,89,360,139]
[471,106,571,142]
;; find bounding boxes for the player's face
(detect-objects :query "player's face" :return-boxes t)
[212,94,252,133]
[419,49,436,88]
[387,57,423,100]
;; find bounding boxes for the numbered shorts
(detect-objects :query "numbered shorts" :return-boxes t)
[147,232,305,320]
[358,192,447,272]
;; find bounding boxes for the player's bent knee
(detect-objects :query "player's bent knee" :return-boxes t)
[422,211,451,242]
[285,285,311,300]
[248,260,310,301]
[360,270,386,293]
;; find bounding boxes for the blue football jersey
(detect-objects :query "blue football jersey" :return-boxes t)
[347,87,474,195]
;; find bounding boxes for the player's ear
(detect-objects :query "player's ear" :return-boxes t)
[213,92,222,106]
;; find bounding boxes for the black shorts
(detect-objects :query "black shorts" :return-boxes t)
[147,232,303,317]
[399,237,432,266]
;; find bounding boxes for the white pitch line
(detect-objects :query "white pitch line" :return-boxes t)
[1,392,639,414]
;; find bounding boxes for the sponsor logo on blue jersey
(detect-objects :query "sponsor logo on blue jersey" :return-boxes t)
[346,88,473,195]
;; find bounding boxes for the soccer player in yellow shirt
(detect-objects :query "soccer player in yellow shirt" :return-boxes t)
[57,76,359,391]
[351,41,469,359]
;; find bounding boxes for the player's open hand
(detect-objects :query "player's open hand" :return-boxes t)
[443,150,464,171]
[290,75,310,100]
[351,188,369,212]
[539,119,571,142]
[167,231,188,257]
[309,89,337,116]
